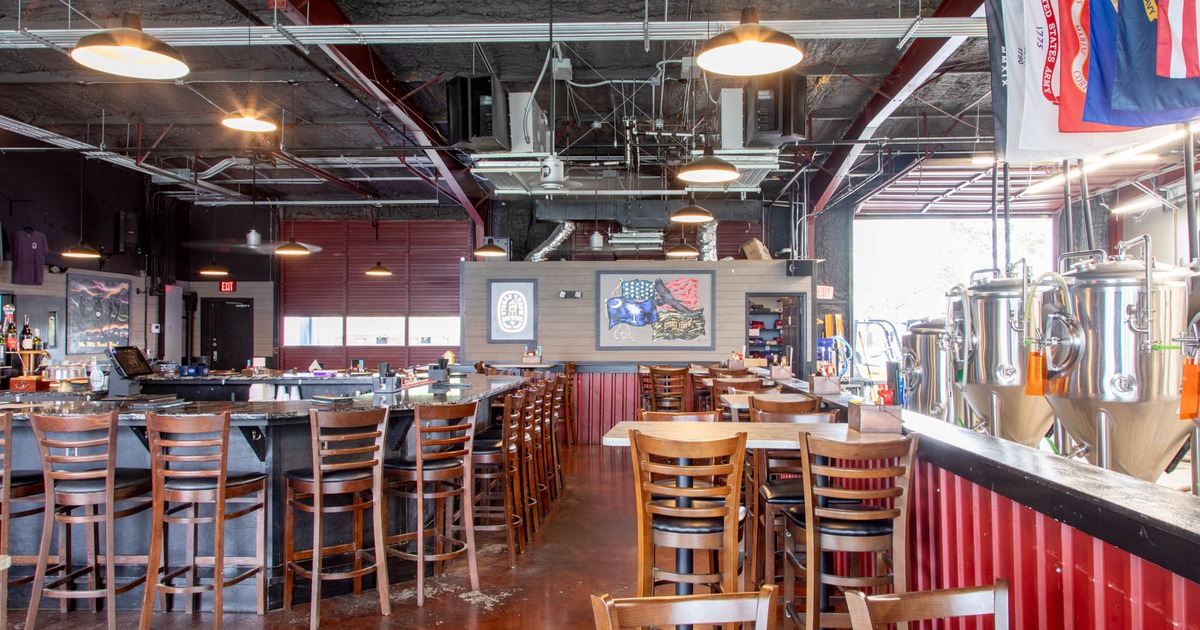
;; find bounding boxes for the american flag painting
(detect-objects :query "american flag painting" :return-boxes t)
[597,270,715,351]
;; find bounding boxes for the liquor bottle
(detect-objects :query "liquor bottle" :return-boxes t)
[32,328,42,351]
[5,314,17,354]
[19,315,33,350]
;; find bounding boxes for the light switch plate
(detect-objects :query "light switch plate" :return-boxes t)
[150,323,161,334]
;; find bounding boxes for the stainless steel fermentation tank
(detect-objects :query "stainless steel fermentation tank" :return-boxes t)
[902,318,953,421]
[950,272,1056,446]
[1037,240,1193,482]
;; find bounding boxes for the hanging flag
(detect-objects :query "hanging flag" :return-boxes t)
[985,0,1010,161]
[1059,0,1136,130]
[1156,0,1200,78]
[1086,0,1200,123]
[1114,0,1200,111]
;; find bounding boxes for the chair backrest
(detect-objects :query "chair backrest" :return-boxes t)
[591,585,778,629]
[750,409,837,425]
[636,365,657,410]
[800,433,918,536]
[630,429,745,532]
[637,410,720,422]
[308,406,390,485]
[412,402,479,468]
[708,366,748,378]
[648,366,689,412]
[747,395,821,414]
[712,378,768,397]
[28,411,120,495]
[146,411,232,493]
[731,386,782,396]
[845,580,1010,629]
[502,390,526,454]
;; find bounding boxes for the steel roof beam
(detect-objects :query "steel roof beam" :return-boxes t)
[807,0,985,216]
[278,0,487,232]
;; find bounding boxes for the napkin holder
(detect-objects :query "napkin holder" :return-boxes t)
[770,366,794,381]
[847,402,904,434]
[808,375,842,395]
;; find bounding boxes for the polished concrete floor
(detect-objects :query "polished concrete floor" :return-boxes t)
[21,444,646,629]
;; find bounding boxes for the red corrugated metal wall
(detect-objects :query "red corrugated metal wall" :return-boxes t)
[573,372,640,444]
[279,220,469,369]
[909,459,1200,629]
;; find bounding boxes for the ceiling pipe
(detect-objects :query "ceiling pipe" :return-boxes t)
[272,150,379,198]
[525,222,576,261]
[696,222,718,261]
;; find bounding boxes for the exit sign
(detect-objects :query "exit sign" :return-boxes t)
[219,280,237,293]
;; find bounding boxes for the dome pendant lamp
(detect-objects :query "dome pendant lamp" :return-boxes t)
[365,261,393,276]
[63,156,103,260]
[222,21,276,133]
[199,262,229,277]
[697,8,804,77]
[71,13,189,80]
[473,238,508,259]
[677,145,739,184]
[670,203,714,224]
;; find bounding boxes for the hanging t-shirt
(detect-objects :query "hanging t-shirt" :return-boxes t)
[12,228,47,285]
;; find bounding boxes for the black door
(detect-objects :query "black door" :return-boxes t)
[200,298,253,370]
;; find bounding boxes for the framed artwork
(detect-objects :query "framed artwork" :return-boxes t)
[596,270,715,351]
[66,273,131,354]
[488,279,538,343]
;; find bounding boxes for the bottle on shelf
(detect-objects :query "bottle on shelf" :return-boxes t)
[32,328,42,351]
[19,315,32,350]
[4,310,18,356]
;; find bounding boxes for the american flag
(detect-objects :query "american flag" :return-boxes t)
[620,279,655,301]
[1157,0,1200,78]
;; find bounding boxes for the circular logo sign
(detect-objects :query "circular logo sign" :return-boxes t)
[496,290,528,334]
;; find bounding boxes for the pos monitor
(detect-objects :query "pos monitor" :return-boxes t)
[108,346,152,395]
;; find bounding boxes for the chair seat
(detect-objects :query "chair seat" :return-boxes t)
[781,504,894,537]
[475,428,502,442]
[56,467,151,494]
[759,481,860,506]
[164,471,268,491]
[383,457,462,471]
[473,438,504,454]
[652,515,727,534]
[284,467,372,484]
[5,469,44,489]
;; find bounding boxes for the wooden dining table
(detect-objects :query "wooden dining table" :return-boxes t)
[718,392,820,412]
[699,376,774,389]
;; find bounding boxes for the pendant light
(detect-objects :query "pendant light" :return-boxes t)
[670,203,714,224]
[473,238,508,258]
[198,208,228,277]
[666,226,700,259]
[677,145,739,184]
[221,20,276,133]
[71,13,189,80]
[696,8,804,77]
[275,234,311,256]
[63,155,102,260]
[365,262,393,276]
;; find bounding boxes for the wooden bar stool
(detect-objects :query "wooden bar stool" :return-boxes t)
[648,366,689,412]
[518,386,542,536]
[26,411,153,630]
[845,579,1010,629]
[139,411,267,630]
[526,381,554,516]
[540,375,564,501]
[782,433,918,629]
[471,391,526,566]
[562,362,578,445]
[689,365,714,412]
[1,411,45,629]
[283,406,391,630]
[385,401,480,606]
[591,584,777,629]
[629,429,745,597]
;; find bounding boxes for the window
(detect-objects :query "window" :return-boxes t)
[408,316,461,346]
[283,316,344,346]
[346,317,407,346]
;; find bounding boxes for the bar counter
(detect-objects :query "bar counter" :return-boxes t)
[5,373,523,612]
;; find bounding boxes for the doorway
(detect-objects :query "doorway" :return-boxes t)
[200,298,253,370]
[745,293,808,375]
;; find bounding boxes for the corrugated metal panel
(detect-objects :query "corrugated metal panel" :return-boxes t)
[909,459,1200,629]
[281,222,348,315]
[409,282,460,315]
[347,222,411,315]
[278,346,346,371]
[573,372,639,444]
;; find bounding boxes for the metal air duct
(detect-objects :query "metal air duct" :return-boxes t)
[525,221,576,261]
[697,222,718,261]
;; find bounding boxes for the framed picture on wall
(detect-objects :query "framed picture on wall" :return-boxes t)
[488,279,538,343]
[596,270,715,351]
[66,274,131,354]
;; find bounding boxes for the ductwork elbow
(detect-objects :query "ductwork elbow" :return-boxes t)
[524,221,576,261]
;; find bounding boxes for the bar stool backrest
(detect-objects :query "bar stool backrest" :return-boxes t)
[709,366,748,378]
[845,579,1010,629]
[145,411,231,491]
[591,585,778,629]
[748,395,821,414]
[648,366,689,412]
[412,402,478,470]
[800,433,918,526]
[502,391,525,455]
[308,406,390,486]
[637,410,720,422]
[29,411,120,493]
[630,429,746,524]
[731,386,783,396]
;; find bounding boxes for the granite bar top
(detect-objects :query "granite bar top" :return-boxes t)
[901,410,1200,585]
[9,374,523,426]
[139,373,378,386]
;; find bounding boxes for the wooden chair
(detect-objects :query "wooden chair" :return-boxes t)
[472,391,527,566]
[731,386,783,397]
[748,395,822,414]
[562,362,579,445]
[636,365,657,411]
[745,410,838,592]
[649,366,690,412]
[845,579,1010,629]
[782,433,919,629]
[140,411,267,630]
[0,411,44,630]
[385,401,480,606]
[283,406,391,629]
[26,411,153,630]
[689,364,714,412]
[630,429,745,597]
[712,378,771,421]
[544,373,566,498]
[591,584,778,629]
[709,366,749,378]
[638,410,720,422]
